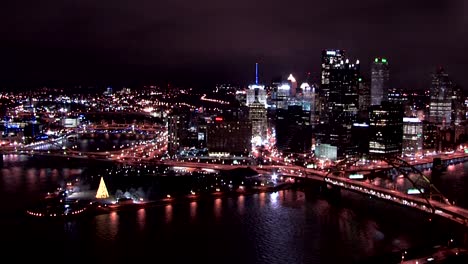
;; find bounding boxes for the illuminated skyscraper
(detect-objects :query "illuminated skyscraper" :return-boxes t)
[358,77,370,111]
[402,117,423,156]
[320,49,345,115]
[429,67,453,128]
[371,57,390,106]
[301,82,319,127]
[246,63,267,106]
[272,83,290,110]
[317,49,360,158]
[246,84,267,106]
[249,100,267,145]
[288,73,297,97]
[369,102,403,156]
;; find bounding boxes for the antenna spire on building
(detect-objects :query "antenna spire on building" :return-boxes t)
[255,62,259,85]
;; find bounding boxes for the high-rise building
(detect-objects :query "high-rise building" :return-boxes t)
[369,102,403,156]
[326,58,360,124]
[358,77,370,112]
[246,84,267,106]
[316,50,360,158]
[288,74,297,97]
[402,117,423,156]
[249,100,267,146]
[429,67,453,128]
[301,82,319,128]
[387,87,409,106]
[246,63,267,107]
[371,57,390,106]
[423,121,440,152]
[206,117,252,156]
[271,83,291,110]
[451,86,465,126]
[275,105,312,154]
[167,107,192,156]
[320,49,345,116]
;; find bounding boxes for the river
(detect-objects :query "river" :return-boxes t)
[1,151,467,264]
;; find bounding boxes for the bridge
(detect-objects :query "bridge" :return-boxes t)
[299,155,468,228]
[80,123,165,134]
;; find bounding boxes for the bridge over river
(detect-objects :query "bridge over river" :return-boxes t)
[157,158,468,229]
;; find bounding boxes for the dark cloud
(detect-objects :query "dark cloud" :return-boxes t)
[1,0,467,89]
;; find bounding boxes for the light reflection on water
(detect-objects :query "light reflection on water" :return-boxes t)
[237,195,245,214]
[137,208,146,231]
[190,201,197,220]
[165,204,172,223]
[95,211,119,241]
[270,191,279,207]
[214,198,222,219]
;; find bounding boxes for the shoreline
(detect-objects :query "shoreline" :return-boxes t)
[25,182,295,219]
[95,182,294,214]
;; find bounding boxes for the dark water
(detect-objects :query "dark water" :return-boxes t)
[64,138,139,152]
[1,154,467,264]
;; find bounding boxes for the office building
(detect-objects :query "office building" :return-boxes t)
[402,117,423,156]
[369,102,403,156]
[371,57,390,106]
[429,67,453,128]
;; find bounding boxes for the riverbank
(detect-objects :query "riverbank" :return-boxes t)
[25,181,295,219]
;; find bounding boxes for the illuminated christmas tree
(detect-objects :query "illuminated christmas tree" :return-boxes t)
[95,177,109,199]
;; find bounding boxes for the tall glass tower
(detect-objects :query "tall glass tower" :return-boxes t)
[320,49,345,118]
[371,57,390,106]
[429,67,453,128]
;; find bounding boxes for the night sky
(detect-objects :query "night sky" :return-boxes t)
[1,0,467,90]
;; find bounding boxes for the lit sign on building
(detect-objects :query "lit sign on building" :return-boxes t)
[407,188,424,195]
[349,174,364,179]
[403,117,421,123]
[198,133,205,141]
[248,84,265,90]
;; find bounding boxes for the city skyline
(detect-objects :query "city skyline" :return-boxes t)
[1,1,467,90]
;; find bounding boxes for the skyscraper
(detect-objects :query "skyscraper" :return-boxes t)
[249,100,267,146]
[287,73,297,97]
[402,117,423,156]
[246,63,267,106]
[320,49,345,117]
[369,102,403,156]
[246,85,267,106]
[429,67,453,128]
[358,77,370,112]
[275,105,312,153]
[371,57,390,106]
[317,50,360,158]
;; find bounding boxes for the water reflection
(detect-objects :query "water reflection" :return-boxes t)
[137,208,146,230]
[237,195,245,214]
[214,198,222,219]
[165,204,172,223]
[270,191,279,207]
[190,201,197,220]
[259,192,266,207]
[26,168,37,191]
[95,211,119,240]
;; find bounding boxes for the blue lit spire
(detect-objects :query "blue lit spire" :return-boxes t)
[255,62,259,85]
